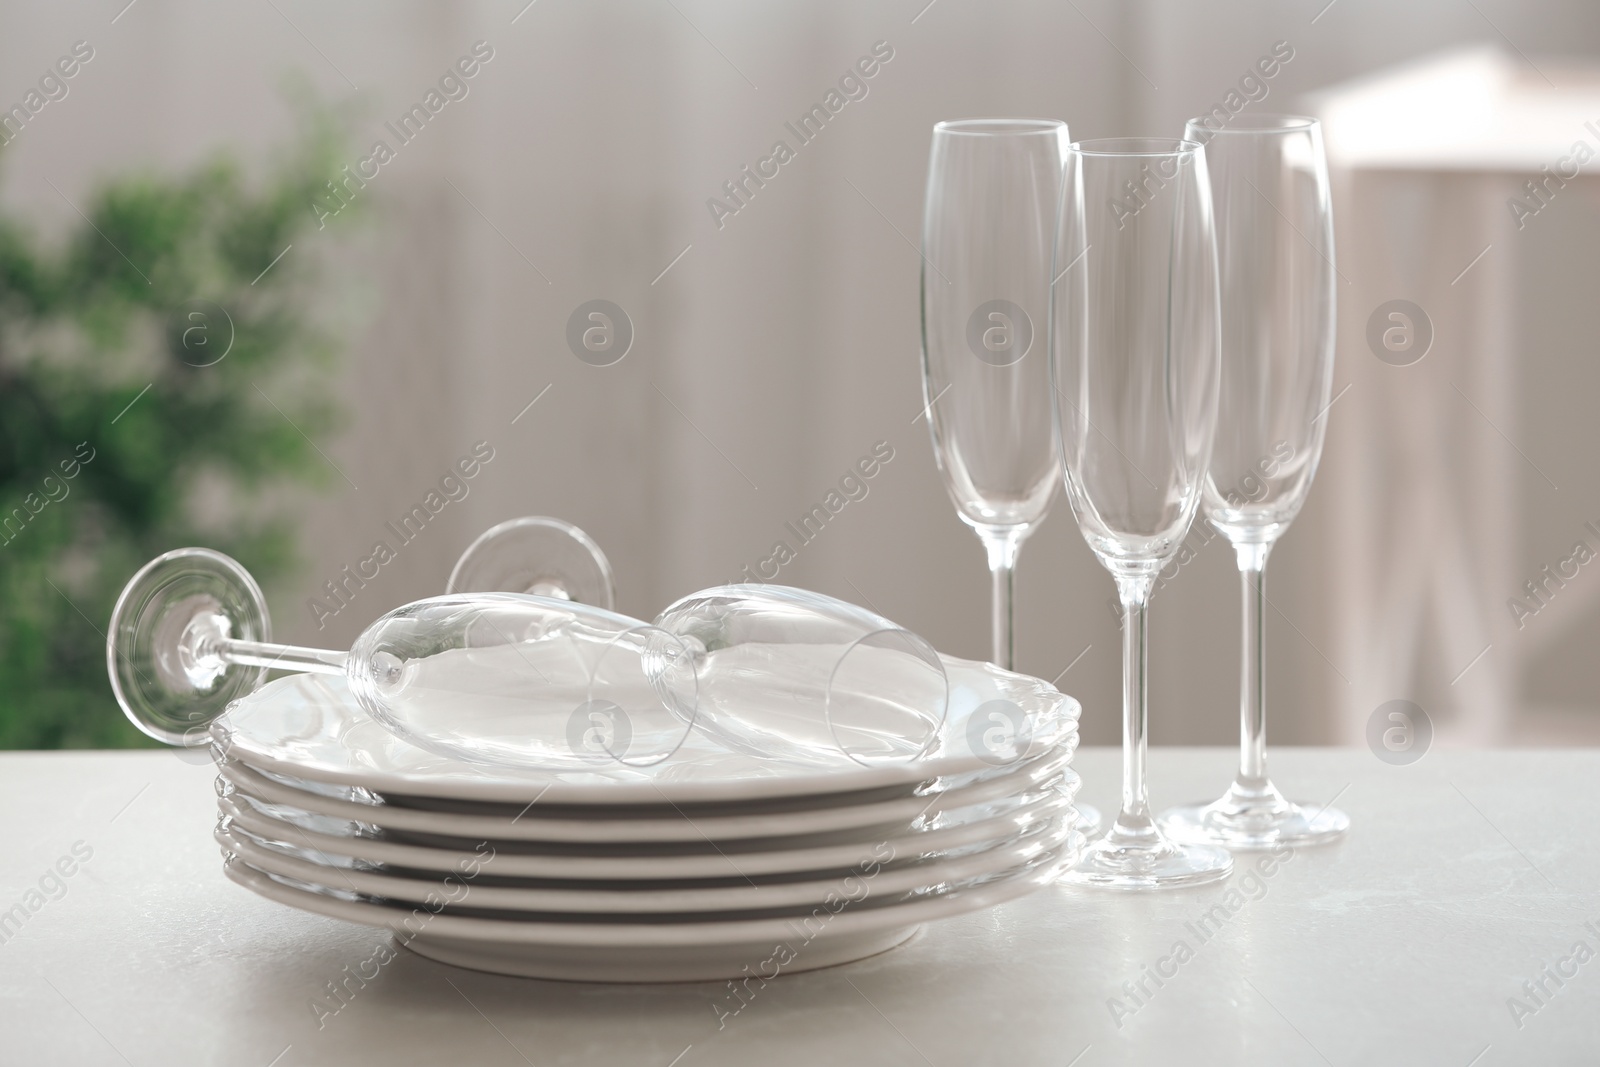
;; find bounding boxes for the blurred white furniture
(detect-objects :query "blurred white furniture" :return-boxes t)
[3,749,1595,1064]
[1310,49,1600,745]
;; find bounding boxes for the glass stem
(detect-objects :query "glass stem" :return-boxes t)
[1235,541,1273,792]
[1114,572,1156,829]
[219,637,348,676]
[977,526,1025,671]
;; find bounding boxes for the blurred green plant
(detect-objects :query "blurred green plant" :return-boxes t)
[0,105,359,748]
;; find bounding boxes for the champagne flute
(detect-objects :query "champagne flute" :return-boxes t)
[106,547,698,768]
[921,119,1100,835]
[1051,138,1231,889]
[655,584,949,767]
[1159,115,1348,849]
[919,119,1066,671]
[108,518,619,750]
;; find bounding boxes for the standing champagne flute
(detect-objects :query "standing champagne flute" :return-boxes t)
[920,120,1100,836]
[920,120,1066,670]
[1052,139,1230,889]
[1158,115,1348,849]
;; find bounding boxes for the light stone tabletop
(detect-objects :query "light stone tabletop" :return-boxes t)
[0,748,1595,1066]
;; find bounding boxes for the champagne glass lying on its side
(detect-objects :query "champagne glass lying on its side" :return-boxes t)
[654,584,955,768]
[107,548,697,770]
[114,514,618,756]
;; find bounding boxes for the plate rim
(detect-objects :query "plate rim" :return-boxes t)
[220,835,1079,948]
[218,745,1078,843]
[215,817,1074,914]
[212,658,1081,805]
[217,785,1077,880]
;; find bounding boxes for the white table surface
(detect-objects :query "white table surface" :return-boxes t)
[1,747,1595,1066]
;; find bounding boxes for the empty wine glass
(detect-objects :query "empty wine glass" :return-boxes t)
[112,515,618,753]
[1050,138,1231,889]
[921,120,1102,835]
[449,515,616,609]
[107,547,696,769]
[919,119,1067,671]
[654,584,949,767]
[1158,115,1348,849]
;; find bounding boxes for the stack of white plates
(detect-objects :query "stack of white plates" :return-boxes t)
[211,656,1084,982]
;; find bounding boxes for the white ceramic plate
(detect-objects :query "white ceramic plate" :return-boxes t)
[217,742,1076,843]
[216,785,1075,880]
[215,815,1075,914]
[212,660,1079,805]
[216,764,1075,863]
[225,768,1078,857]
[220,835,1078,982]
[222,767,1075,857]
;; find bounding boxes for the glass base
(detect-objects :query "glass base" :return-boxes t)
[1058,816,1232,891]
[1074,802,1104,838]
[107,547,271,747]
[448,517,616,609]
[1158,780,1349,850]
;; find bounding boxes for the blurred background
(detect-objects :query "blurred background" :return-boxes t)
[2,0,1597,750]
